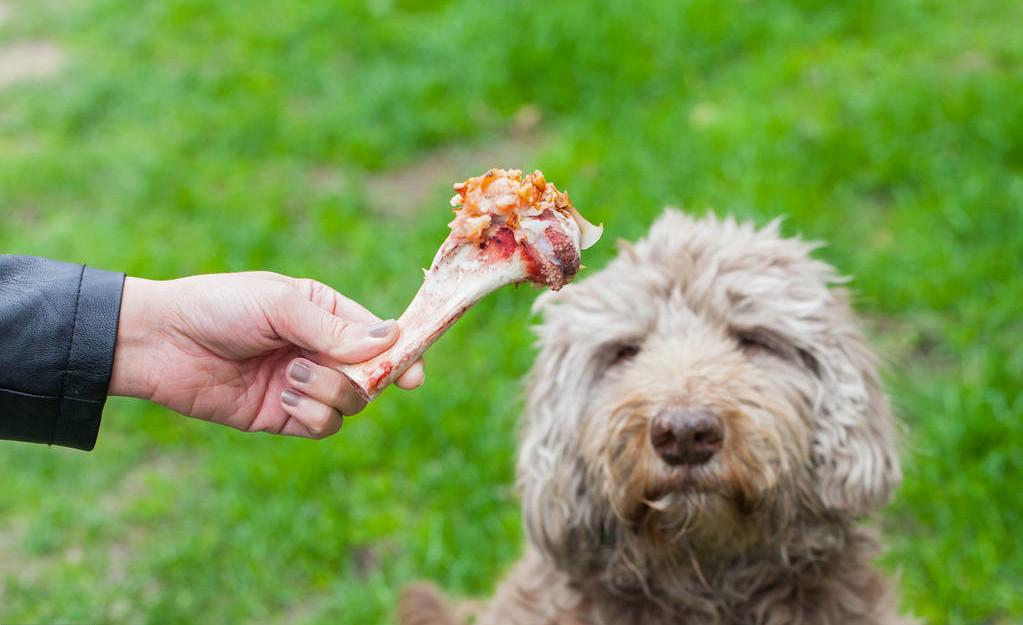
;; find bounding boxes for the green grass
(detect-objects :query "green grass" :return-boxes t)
[1,0,1021,623]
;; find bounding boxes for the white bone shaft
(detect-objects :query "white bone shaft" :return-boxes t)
[338,259,512,401]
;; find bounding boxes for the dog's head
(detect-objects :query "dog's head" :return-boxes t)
[519,210,900,566]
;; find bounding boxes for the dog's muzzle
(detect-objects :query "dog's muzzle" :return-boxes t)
[649,408,724,466]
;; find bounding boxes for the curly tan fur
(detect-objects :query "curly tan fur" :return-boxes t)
[399,210,917,625]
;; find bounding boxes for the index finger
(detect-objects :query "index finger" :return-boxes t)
[299,278,384,325]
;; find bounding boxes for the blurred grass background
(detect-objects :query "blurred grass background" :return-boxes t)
[1,0,1021,623]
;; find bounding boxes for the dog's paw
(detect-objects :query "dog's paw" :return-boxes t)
[397,582,460,625]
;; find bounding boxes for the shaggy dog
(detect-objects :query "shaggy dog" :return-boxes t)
[399,210,916,625]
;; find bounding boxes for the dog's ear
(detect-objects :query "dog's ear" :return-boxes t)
[810,303,902,517]
[518,331,614,565]
[518,338,585,560]
[518,442,598,563]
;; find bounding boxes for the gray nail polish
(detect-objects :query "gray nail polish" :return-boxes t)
[368,320,396,338]
[289,362,311,383]
[281,389,301,407]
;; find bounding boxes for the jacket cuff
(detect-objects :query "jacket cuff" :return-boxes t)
[52,266,125,451]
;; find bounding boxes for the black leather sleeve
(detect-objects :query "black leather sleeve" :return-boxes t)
[0,255,125,451]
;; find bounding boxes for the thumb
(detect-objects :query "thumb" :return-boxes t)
[275,297,399,364]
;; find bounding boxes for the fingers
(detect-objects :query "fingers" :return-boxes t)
[277,353,422,437]
[286,358,367,416]
[272,277,428,394]
[334,319,401,363]
[279,389,343,439]
[395,359,426,390]
[274,296,400,364]
[298,278,382,325]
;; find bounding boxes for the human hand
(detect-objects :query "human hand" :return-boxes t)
[109,272,424,438]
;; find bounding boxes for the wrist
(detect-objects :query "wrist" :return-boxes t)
[109,277,165,399]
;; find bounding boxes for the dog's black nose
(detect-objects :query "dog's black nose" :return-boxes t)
[650,409,724,466]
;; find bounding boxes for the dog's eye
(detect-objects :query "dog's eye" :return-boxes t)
[735,330,778,355]
[734,328,820,374]
[609,343,640,366]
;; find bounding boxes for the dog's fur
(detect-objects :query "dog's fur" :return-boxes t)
[399,210,916,625]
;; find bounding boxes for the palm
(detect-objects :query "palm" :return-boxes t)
[142,274,337,432]
[149,337,302,433]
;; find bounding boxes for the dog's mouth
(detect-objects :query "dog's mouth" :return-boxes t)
[642,466,721,504]
[636,463,762,520]
[624,471,725,538]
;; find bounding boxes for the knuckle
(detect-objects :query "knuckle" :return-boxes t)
[344,397,368,417]
[269,282,295,307]
[255,270,285,281]
[312,409,340,439]
[307,407,332,437]
[324,316,350,346]
[329,377,350,407]
[306,278,330,296]
[324,417,342,438]
[297,278,320,298]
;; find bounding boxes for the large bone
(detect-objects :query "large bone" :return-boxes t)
[339,169,602,401]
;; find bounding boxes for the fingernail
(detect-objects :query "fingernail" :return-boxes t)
[289,361,311,383]
[281,389,301,407]
[368,320,396,338]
